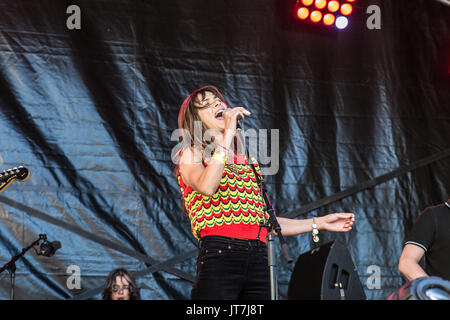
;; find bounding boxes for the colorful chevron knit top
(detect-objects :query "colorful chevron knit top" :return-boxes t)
[177,154,268,243]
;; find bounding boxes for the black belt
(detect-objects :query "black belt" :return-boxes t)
[200,235,266,248]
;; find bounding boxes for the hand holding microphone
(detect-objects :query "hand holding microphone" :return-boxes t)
[217,106,251,152]
[223,107,251,131]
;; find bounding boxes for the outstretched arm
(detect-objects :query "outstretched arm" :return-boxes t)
[275,213,355,237]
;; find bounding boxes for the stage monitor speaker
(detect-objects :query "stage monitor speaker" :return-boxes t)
[288,240,366,300]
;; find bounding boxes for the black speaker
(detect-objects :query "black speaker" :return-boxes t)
[288,240,366,300]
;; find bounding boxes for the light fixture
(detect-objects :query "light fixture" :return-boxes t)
[335,16,349,29]
[294,0,356,29]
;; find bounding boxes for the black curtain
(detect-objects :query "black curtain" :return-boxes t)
[0,0,448,300]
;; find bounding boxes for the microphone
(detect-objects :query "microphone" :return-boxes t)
[223,108,244,129]
[39,240,61,257]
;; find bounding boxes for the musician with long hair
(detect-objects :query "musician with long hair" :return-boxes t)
[102,268,141,300]
[174,85,355,299]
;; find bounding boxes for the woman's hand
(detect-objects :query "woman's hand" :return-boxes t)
[223,107,251,135]
[213,107,251,153]
[318,213,355,232]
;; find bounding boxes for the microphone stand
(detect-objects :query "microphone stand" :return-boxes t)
[254,170,293,300]
[236,125,292,300]
[0,234,47,300]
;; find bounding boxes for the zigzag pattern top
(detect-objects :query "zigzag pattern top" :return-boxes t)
[178,155,268,242]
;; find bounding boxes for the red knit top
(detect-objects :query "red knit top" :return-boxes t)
[177,154,268,243]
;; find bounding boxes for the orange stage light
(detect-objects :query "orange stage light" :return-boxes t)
[310,10,322,23]
[327,1,340,13]
[340,3,353,16]
[297,7,310,20]
[323,13,336,26]
[315,0,327,10]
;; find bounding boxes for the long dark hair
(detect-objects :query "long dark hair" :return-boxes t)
[102,268,141,300]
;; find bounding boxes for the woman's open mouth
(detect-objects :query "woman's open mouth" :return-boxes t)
[215,109,224,120]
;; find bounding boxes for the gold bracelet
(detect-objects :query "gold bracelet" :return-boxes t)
[211,150,227,164]
[312,218,319,243]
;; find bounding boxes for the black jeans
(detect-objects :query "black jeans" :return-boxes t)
[191,235,270,300]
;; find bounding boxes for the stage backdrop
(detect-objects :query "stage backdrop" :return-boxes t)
[0,0,449,300]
